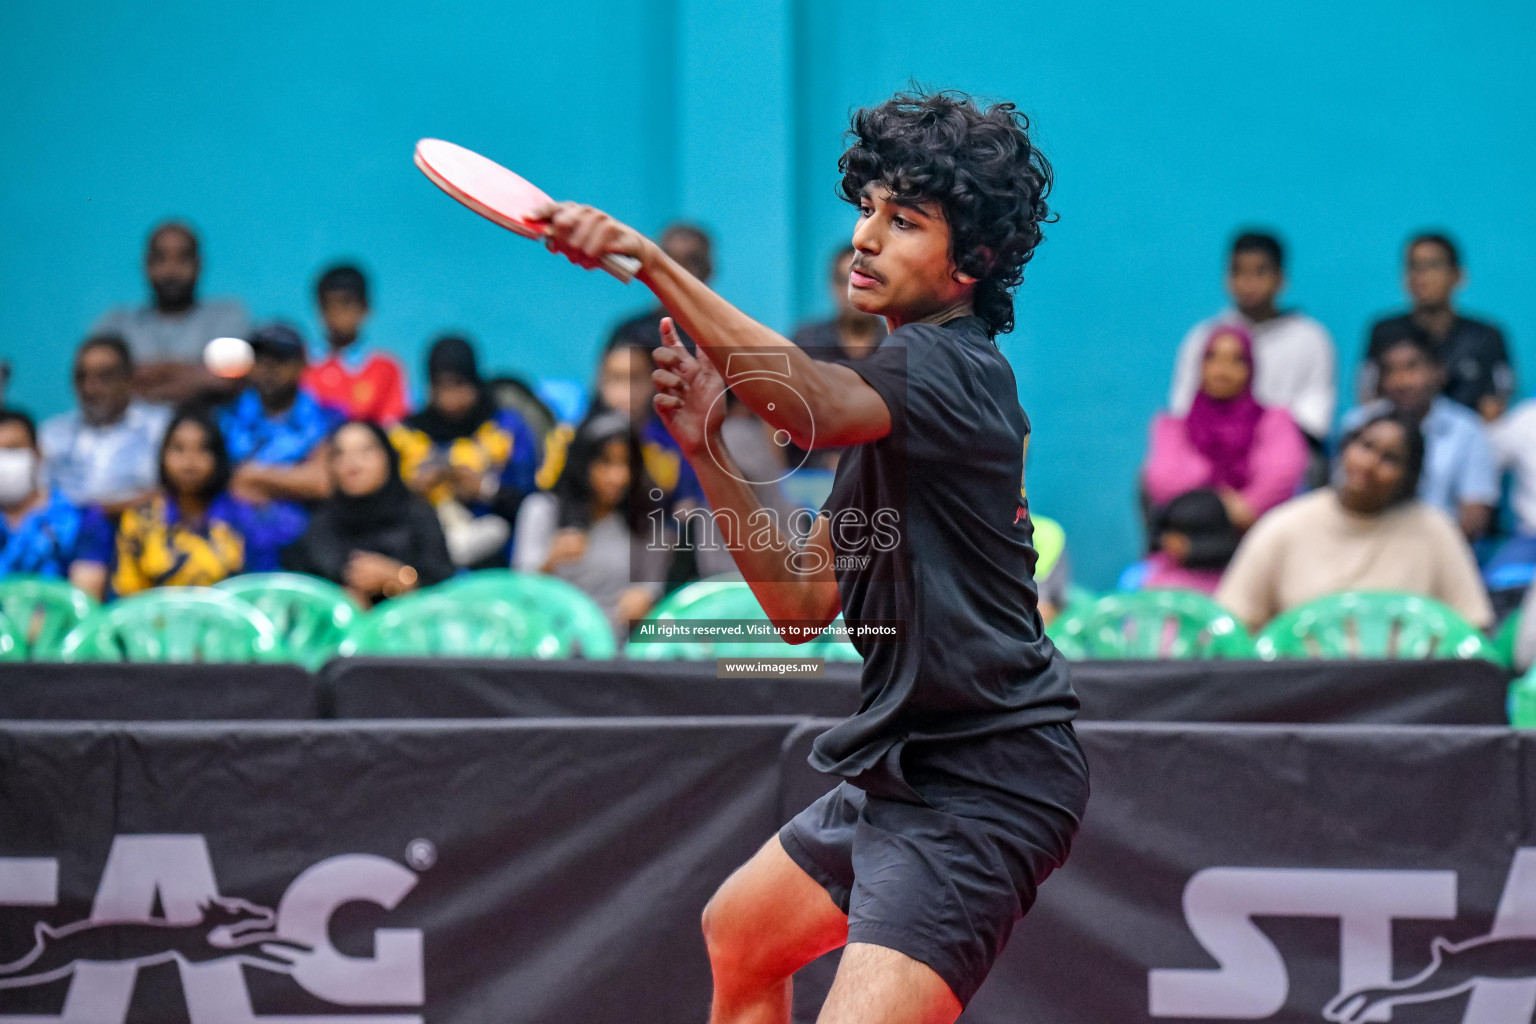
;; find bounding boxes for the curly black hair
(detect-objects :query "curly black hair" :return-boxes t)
[839,90,1054,337]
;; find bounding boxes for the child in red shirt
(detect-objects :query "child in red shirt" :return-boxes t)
[302,265,409,424]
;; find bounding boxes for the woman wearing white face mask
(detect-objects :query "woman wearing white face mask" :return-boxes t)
[0,410,111,600]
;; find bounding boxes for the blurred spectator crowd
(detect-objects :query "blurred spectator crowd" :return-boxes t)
[0,221,885,647]
[1129,229,1531,661]
[1,219,1533,666]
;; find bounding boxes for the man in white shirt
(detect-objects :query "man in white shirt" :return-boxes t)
[91,221,249,406]
[1168,232,1337,449]
[39,336,170,515]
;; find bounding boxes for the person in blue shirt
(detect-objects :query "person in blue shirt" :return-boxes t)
[1340,328,1498,541]
[0,410,111,599]
[219,323,341,550]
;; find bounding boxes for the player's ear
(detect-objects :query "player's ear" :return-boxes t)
[953,246,991,286]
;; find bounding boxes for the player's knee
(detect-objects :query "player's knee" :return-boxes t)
[700,885,751,968]
[700,888,730,954]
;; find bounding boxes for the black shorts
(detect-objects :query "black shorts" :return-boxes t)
[778,721,1089,1007]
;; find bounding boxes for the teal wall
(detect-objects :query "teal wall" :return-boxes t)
[4,1,1533,587]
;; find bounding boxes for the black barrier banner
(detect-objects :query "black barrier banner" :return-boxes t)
[4,720,1535,1023]
[322,657,1510,727]
[969,723,1536,1024]
[323,657,863,722]
[779,723,1536,1023]
[0,719,794,1024]
[0,659,1509,725]
[1070,658,1511,727]
[0,664,319,721]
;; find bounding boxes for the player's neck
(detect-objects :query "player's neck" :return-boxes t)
[889,296,975,332]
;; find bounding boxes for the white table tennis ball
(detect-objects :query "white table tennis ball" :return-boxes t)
[204,336,254,378]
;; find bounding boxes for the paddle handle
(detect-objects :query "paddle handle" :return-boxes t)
[602,253,641,283]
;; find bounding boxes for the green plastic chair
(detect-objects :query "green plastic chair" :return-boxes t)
[696,585,841,658]
[1047,589,1254,660]
[628,575,851,661]
[215,574,362,669]
[628,576,748,661]
[643,575,749,621]
[1061,584,1097,616]
[338,591,543,658]
[61,588,282,663]
[1492,610,1525,670]
[0,575,97,659]
[1255,591,1496,661]
[0,608,25,662]
[1509,666,1536,728]
[435,571,617,659]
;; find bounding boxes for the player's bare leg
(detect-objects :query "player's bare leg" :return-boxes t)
[817,943,962,1024]
[704,836,849,1024]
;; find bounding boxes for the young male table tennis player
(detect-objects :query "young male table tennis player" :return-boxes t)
[539,90,1086,1024]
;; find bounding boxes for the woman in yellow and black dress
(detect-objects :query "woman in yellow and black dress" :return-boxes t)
[112,410,299,594]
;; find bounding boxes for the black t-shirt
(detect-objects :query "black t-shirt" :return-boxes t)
[1365,313,1514,411]
[810,316,1078,780]
[791,317,888,361]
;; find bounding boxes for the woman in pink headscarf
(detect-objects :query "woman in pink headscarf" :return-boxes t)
[1140,324,1308,592]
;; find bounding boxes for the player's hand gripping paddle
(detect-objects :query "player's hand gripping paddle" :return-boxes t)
[413,138,641,283]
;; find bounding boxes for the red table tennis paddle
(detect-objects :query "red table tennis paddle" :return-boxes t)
[414,138,641,283]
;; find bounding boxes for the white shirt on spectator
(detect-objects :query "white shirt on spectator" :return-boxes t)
[1491,399,1536,536]
[1169,308,1337,440]
[91,299,249,364]
[40,401,171,506]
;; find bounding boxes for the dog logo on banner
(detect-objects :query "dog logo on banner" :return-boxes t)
[1150,849,1536,1023]
[0,895,307,989]
[0,835,424,1023]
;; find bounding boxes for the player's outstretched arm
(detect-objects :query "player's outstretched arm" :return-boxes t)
[535,202,890,450]
[650,319,840,634]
